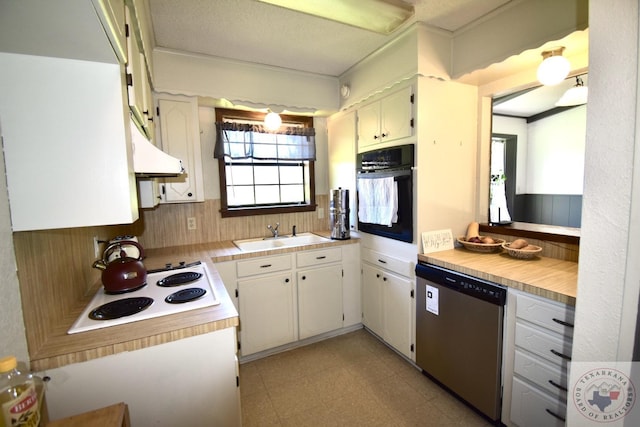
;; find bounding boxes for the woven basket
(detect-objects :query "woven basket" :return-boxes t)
[502,242,542,259]
[456,237,505,253]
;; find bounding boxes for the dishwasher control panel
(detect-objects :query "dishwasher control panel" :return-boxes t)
[416,262,506,305]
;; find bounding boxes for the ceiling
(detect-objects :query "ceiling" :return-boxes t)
[146,0,588,116]
[147,0,513,77]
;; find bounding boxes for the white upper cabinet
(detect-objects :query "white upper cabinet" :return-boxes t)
[357,85,414,150]
[0,0,141,231]
[155,95,204,203]
[91,0,127,64]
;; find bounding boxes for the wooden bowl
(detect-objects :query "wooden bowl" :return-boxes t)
[456,237,505,253]
[502,242,543,259]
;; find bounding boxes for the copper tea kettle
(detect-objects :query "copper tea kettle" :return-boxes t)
[93,241,147,294]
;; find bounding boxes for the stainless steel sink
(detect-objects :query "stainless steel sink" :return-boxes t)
[233,232,329,252]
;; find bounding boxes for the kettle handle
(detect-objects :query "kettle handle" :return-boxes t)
[103,240,145,263]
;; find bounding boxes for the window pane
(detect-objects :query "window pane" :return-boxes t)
[254,165,280,184]
[281,184,304,203]
[279,165,303,184]
[255,185,280,204]
[226,165,254,185]
[227,186,255,206]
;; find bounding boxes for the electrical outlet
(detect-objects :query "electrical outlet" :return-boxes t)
[187,217,197,230]
[317,208,325,219]
[93,236,101,258]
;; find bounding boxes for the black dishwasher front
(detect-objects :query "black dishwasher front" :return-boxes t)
[415,262,506,423]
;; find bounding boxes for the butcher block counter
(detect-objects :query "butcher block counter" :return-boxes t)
[418,248,577,306]
[31,233,355,371]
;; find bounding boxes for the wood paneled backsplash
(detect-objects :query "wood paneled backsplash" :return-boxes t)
[137,196,330,249]
[12,196,329,362]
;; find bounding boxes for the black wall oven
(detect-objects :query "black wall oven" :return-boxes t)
[356,144,414,243]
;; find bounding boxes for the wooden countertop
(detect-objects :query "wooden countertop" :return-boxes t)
[32,234,358,371]
[418,248,577,305]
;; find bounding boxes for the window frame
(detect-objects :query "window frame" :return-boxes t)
[215,108,316,218]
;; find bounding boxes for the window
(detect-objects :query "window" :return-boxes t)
[215,108,316,217]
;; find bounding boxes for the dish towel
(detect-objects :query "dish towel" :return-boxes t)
[357,177,398,226]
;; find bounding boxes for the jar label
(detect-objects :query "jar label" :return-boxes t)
[1,383,40,427]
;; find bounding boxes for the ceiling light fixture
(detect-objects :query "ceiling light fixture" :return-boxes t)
[256,0,414,35]
[555,75,588,107]
[264,111,282,131]
[537,47,571,86]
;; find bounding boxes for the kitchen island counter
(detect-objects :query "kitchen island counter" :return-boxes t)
[418,248,577,305]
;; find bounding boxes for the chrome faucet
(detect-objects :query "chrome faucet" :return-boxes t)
[267,223,280,238]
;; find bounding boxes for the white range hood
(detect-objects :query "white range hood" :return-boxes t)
[130,120,184,176]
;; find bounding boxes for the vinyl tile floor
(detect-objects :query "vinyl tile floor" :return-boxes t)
[239,329,495,426]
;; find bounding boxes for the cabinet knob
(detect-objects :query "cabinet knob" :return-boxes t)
[188,192,193,197]
[285,278,290,283]
[376,274,380,278]
[383,277,387,281]
[301,275,306,280]
[381,133,388,138]
[373,135,380,140]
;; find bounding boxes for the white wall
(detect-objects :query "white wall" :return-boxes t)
[0,123,29,363]
[493,105,586,196]
[571,0,639,364]
[527,106,586,194]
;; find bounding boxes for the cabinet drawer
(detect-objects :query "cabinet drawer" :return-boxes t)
[515,322,572,367]
[516,292,575,337]
[514,349,568,399]
[237,254,292,277]
[297,247,341,268]
[511,377,566,427]
[361,248,413,277]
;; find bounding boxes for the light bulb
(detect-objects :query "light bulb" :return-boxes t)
[264,112,282,131]
[537,50,570,86]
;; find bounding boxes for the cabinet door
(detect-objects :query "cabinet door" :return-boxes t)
[298,265,343,339]
[357,101,381,148]
[382,269,413,359]
[157,95,204,203]
[341,243,361,327]
[362,263,384,337]
[91,0,127,63]
[380,86,413,143]
[125,6,145,128]
[238,272,297,356]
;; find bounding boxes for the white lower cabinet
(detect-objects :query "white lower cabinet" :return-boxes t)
[215,242,361,358]
[298,264,343,339]
[502,289,575,426]
[361,248,414,360]
[40,328,241,427]
[238,272,297,355]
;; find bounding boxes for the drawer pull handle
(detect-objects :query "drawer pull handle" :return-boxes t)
[552,318,575,328]
[260,264,272,268]
[548,379,568,392]
[377,259,387,264]
[545,408,566,422]
[550,349,572,361]
[316,256,326,260]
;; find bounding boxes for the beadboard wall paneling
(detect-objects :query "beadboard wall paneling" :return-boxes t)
[137,196,330,249]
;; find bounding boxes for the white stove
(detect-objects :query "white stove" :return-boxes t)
[68,261,220,334]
